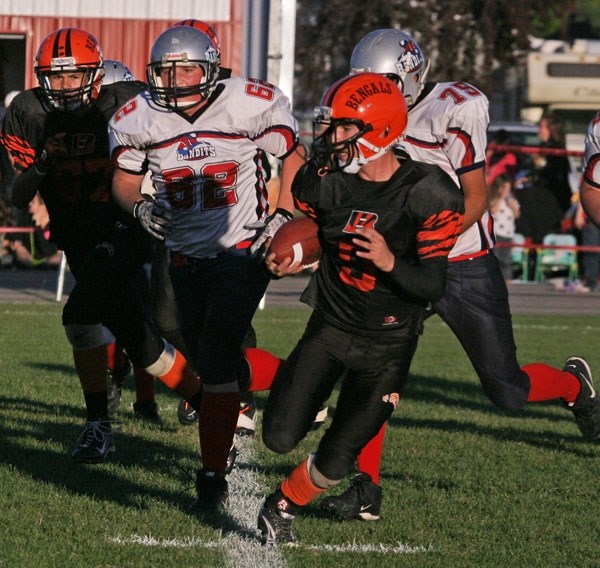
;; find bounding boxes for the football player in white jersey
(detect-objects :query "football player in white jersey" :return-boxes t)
[109,25,304,513]
[320,28,600,521]
[581,112,600,225]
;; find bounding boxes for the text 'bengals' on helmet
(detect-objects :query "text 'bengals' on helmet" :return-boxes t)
[312,72,408,174]
[34,27,104,111]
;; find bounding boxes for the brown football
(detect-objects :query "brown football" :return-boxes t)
[269,216,321,267]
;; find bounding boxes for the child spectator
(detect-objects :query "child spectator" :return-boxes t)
[489,174,521,281]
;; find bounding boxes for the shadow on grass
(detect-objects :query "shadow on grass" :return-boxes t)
[28,361,74,375]
[0,394,277,542]
[402,373,571,423]
[0,395,221,518]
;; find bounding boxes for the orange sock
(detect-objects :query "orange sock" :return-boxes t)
[133,367,155,403]
[107,341,127,374]
[281,457,326,506]
[154,348,201,400]
[356,423,386,485]
[243,347,284,392]
[523,363,581,403]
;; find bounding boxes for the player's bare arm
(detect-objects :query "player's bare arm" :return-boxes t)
[111,168,145,214]
[458,167,488,234]
[275,145,307,213]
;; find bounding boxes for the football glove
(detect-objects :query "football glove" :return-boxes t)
[132,199,171,241]
[245,208,294,256]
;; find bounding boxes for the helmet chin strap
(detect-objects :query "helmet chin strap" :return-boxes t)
[338,137,394,173]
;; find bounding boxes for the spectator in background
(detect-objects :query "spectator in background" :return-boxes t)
[513,168,563,245]
[0,193,15,267]
[536,111,573,215]
[6,193,62,268]
[485,129,519,188]
[574,200,599,292]
[489,174,520,281]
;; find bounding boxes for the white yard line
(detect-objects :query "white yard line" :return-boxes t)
[108,435,432,563]
[109,533,432,555]
[221,435,288,567]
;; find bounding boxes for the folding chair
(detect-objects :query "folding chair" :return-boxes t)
[534,233,578,282]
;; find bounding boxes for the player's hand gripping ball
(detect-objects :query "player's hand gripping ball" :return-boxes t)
[268,216,321,268]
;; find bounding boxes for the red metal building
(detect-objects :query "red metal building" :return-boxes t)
[0,0,245,101]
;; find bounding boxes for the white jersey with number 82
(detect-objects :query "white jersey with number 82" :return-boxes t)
[109,77,298,258]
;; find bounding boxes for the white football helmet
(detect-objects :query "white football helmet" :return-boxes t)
[147,26,219,109]
[350,29,430,109]
[103,59,134,84]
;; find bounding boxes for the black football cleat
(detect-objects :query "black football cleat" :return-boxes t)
[191,469,229,513]
[258,487,298,546]
[71,420,116,464]
[562,356,600,439]
[320,472,382,521]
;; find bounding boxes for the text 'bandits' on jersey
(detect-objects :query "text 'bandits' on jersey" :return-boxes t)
[176,135,216,161]
[344,80,394,110]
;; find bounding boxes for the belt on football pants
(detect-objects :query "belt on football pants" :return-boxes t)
[170,238,255,267]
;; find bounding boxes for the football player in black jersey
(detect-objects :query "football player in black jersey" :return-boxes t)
[2,28,203,464]
[256,72,465,546]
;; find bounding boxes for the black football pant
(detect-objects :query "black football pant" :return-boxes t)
[62,223,165,368]
[168,251,269,387]
[263,311,419,481]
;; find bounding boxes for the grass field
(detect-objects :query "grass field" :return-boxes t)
[0,304,599,567]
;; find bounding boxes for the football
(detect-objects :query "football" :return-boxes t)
[269,216,321,267]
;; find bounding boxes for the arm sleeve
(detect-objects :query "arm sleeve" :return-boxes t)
[384,208,463,302]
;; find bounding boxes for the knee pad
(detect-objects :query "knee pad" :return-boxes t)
[145,342,176,377]
[64,324,109,351]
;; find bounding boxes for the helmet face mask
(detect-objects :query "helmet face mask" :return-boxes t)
[312,113,373,174]
[34,28,104,111]
[312,73,407,175]
[350,29,429,109]
[147,26,220,109]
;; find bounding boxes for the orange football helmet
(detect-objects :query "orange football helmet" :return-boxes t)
[312,72,408,173]
[34,27,104,111]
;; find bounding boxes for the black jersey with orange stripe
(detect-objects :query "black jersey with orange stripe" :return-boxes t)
[292,153,464,335]
[1,81,146,252]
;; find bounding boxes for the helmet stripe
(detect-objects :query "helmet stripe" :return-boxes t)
[51,29,62,59]
[64,28,72,57]
[322,77,348,107]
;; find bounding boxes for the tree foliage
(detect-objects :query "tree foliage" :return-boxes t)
[293,0,595,111]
